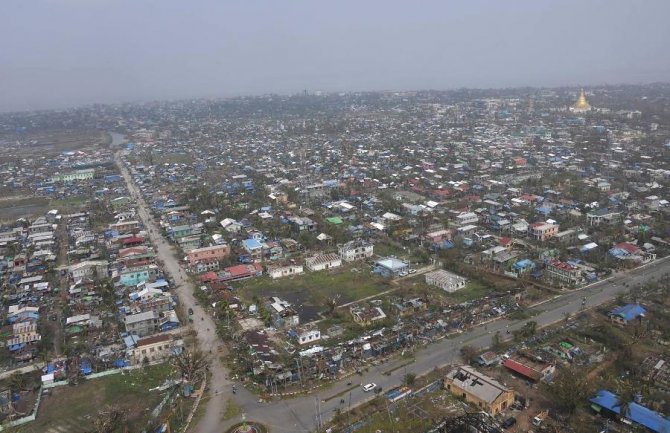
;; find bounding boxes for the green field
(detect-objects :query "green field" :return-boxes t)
[25,364,176,433]
[234,264,393,308]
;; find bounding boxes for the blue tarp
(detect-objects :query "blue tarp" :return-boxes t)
[591,390,670,433]
[242,238,262,250]
[80,359,92,375]
[609,304,646,322]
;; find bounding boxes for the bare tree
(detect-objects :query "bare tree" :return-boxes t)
[171,346,208,382]
[460,345,479,364]
[93,405,126,433]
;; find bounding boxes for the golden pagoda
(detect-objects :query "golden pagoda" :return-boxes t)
[570,88,591,113]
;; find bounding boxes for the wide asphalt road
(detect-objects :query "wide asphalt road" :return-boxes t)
[114,143,670,433]
[212,255,670,432]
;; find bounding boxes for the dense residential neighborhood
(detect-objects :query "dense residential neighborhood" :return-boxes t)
[0,84,669,432]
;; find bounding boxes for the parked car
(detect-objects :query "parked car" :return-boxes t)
[362,383,376,392]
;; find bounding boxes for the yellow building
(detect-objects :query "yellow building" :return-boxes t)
[570,88,592,113]
[444,365,515,415]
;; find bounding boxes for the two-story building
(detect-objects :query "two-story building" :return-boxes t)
[338,239,374,262]
[528,222,559,241]
[444,365,514,415]
[124,311,159,337]
[67,260,109,280]
[545,259,581,285]
[586,208,621,226]
[128,334,183,365]
[119,265,159,287]
[187,244,230,266]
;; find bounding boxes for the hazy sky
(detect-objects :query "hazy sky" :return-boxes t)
[2,0,669,112]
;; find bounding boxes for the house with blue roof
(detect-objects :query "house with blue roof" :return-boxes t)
[609,304,646,325]
[373,257,408,278]
[242,238,264,262]
[590,390,670,433]
[512,259,536,275]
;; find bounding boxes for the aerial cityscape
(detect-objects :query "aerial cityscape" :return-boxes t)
[1,2,670,433]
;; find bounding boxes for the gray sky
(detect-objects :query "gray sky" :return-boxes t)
[2,0,669,112]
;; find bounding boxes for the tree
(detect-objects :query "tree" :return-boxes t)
[544,367,592,415]
[615,382,638,423]
[491,331,503,351]
[523,320,538,337]
[460,345,479,364]
[8,372,28,392]
[403,373,416,386]
[171,347,208,383]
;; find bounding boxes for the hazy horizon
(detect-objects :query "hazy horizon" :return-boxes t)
[2,0,670,113]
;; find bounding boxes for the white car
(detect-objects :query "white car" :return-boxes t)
[362,383,376,392]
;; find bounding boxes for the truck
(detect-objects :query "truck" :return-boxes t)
[531,410,548,427]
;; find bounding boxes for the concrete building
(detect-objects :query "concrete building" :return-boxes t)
[455,212,479,226]
[338,239,374,262]
[51,168,95,182]
[586,209,621,226]
[373,257,408,277]
[119,265,159,287]
[351,306,387,326]
[187,244,230,266]
[528,222,559,241]
[425,269,467,293]
[305,253,342,271]
[267,263,304,279]
[545,260,581,285]
[124,311,159,337]
[444,365,515,415]
[128,334,183,365]
[67,260,109,280]
[297,329,321,345]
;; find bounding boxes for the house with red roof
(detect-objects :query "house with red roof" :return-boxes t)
[219,263,263,282]
[503,354,555,382]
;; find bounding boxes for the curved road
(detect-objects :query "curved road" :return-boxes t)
[114,145,670,433]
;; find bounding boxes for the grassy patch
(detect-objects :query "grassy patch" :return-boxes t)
[48,196,89,211]
[27,364,176,433]
[154,152,194,164]
[448,281,492,302]
[0,196,50,222]
[234,264,393,307]
[373,242,407,259]
[222,398,241,421]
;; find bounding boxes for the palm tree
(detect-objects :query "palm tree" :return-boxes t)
[615,382,637,425]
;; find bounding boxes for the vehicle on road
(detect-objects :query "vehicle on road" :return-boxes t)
[362,383,376,392]
[408,268,417,274]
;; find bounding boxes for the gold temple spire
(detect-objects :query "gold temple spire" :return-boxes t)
[571,88,591,112]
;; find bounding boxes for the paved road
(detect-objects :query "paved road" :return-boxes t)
[114,151,239,432]
[114,144,670,433]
